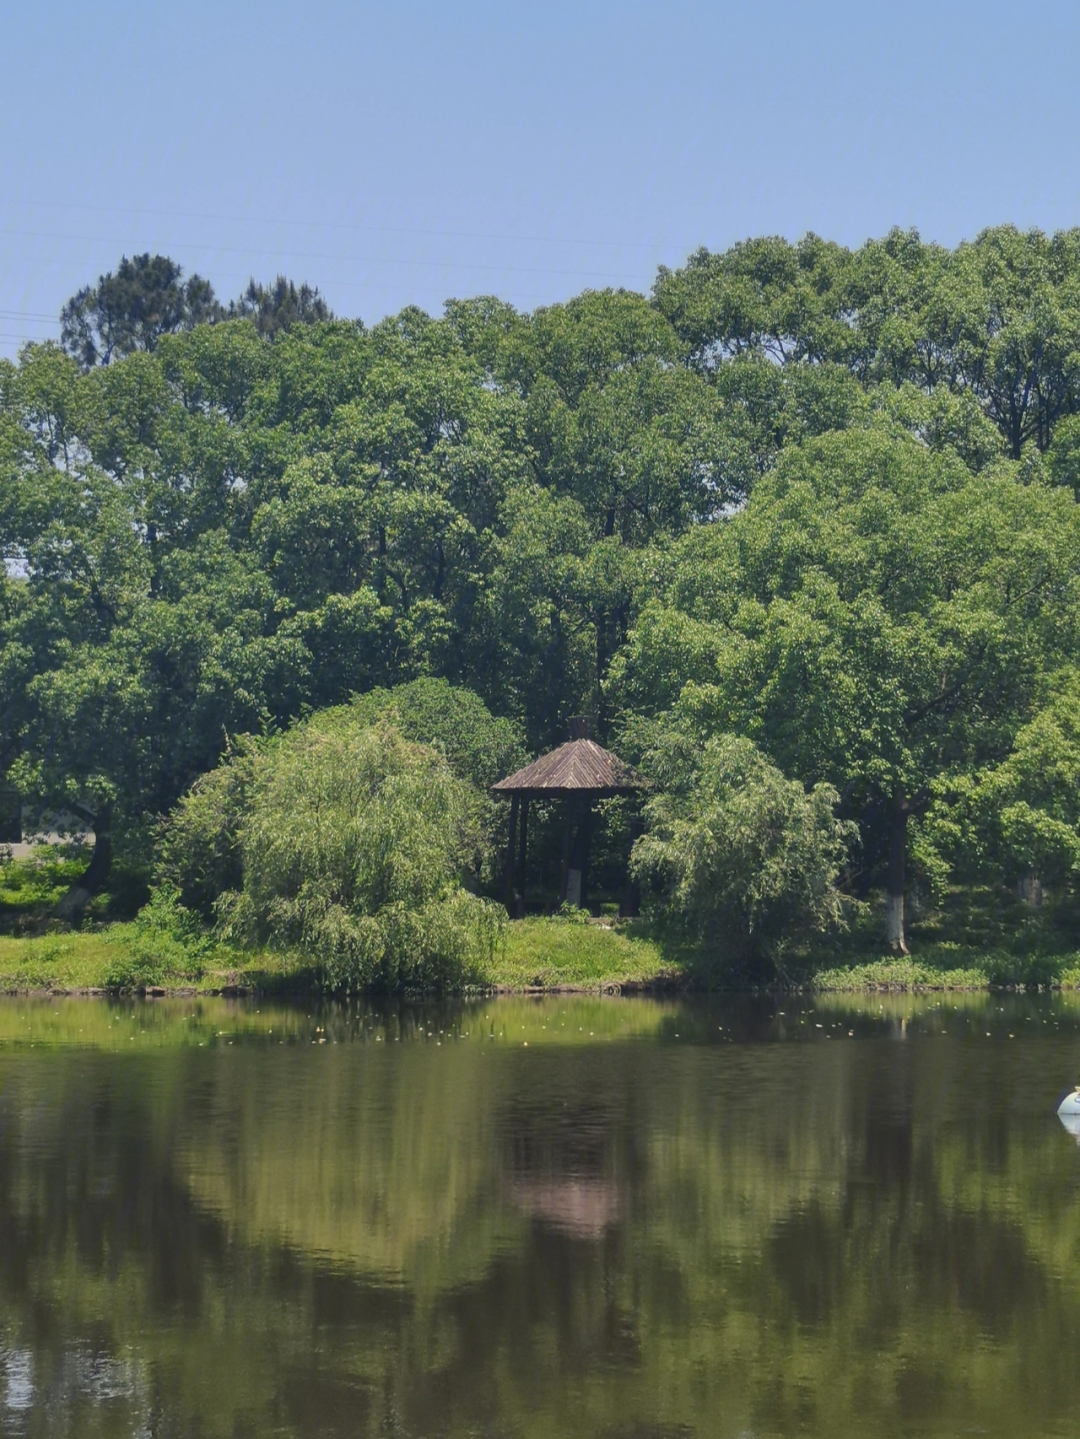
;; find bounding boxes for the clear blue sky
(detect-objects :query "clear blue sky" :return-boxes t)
[3,0,1080,359]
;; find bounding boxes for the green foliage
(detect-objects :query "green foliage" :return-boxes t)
[155,741,258,919]
[157,682,519,939]
[0,844,92,916]
[347,677,525,791]
[218,719,502,990]
[103,883,211,988]
[920,681,1080,888]
[632,732,854,976]
[8,228,1080,964]
[60,253,220,367]
[226,276,333,337]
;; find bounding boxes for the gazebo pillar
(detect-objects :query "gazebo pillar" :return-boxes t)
[559,799,593,909]
[516,798,530,918]
[504,793,519,916]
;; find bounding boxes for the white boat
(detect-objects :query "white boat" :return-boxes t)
[1059,1088,1080,1117]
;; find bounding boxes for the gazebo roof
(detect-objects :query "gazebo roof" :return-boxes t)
[493,738,641,799]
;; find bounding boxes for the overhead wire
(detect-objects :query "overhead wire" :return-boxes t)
[0,228,637,284]
[8,196,656,252]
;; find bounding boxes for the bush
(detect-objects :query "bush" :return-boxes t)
[156,741,258,919]
[157,683,523,916]
[631,732,854,977]
[0,844,93,919]
[104,883,211,988]
[347,679,526,890]
[218,719,501,989]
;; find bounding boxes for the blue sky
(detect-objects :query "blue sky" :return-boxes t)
[3,0,1080,359]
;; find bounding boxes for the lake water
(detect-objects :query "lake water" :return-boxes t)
[1,992,1080,1437]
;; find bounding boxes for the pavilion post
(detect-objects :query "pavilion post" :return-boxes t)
[516,798,530,919]
[559,797,577,906]
[566,800,594,911]
[504,793,519,917]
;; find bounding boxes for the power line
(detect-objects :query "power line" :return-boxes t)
[0,228,637,283]
[0,309,56,323]
[8,196,657,252]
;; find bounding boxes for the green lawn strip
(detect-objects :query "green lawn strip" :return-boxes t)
[487,918,677,990]
[0,919,673,995]
[0,930,298,994]
[1,919,1079,995]
[0,932,130,990]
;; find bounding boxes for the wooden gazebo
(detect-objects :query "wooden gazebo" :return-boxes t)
[492,719,642,916]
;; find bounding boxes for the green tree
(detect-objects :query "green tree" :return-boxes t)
[632,731,852,976]
[60,253,220,368]
[869,226,1080,458]
[227,275,334,338]
[920,679,1080,895]
[220,718,501,988]
[652,233,859,372]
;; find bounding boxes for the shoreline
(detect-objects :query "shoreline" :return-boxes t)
[2,915,1077,999]
[0,977,1073,1000]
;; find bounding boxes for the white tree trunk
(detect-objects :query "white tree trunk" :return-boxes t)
[886,891,906,953]
[886,794,909,955]
[1019,873,1044,907]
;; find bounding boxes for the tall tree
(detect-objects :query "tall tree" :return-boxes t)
[227,276,334,338]
[60,254,219,368]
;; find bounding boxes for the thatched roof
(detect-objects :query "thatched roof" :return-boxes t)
[492,739,641,798]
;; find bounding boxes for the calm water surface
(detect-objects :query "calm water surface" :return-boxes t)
[1,991,1080,1437]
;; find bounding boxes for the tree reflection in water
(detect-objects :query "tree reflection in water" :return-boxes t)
[0,993,1078,1437]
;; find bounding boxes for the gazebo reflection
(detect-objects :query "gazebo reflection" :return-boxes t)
[508,1175,623,1239]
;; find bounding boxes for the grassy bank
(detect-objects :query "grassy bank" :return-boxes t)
[0,919,671,995]
[1,918,1079,995]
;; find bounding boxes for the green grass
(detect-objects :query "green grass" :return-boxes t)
[0,928,304,994]
[807,945,1080,992]
[1,924,1079,995]
[485,917,675,990]
[0,917,675,995]
[0,845,95,919]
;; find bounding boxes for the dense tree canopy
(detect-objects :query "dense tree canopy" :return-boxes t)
[5,226,1080,962]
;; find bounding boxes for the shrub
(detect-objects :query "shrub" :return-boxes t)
[157,683,523,917]
[347,679,526,890]
[632,732,854,977]
[156,741,258,919]
[104,883,211,988]
[348,678,526,791]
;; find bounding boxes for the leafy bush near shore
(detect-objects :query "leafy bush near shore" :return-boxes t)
[348,678,526,791]
[214,718,502,989]
[103,883,212,988]
[158,681,523,921]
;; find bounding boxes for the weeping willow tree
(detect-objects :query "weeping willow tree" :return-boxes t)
[631,732,853,977]
[211,717,502,990]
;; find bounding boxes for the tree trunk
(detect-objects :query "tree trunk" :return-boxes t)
[54,811,113,926]
[1019,872,1044,907]
[886,794,909,955]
